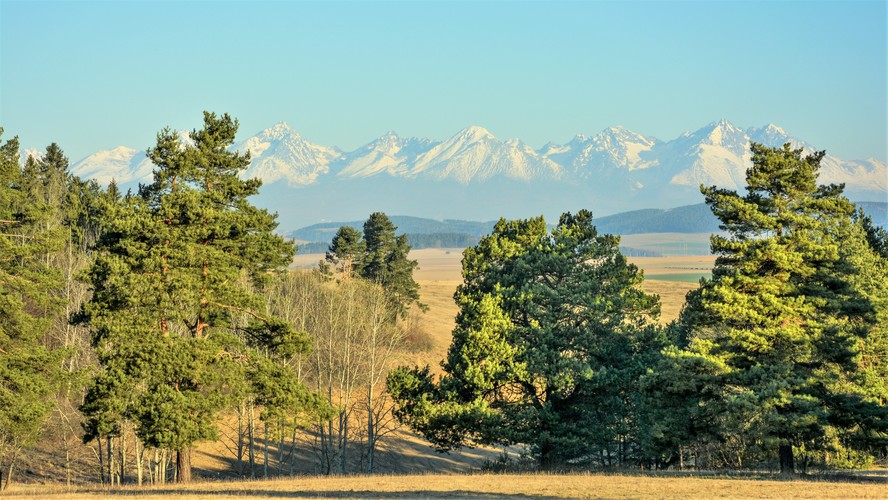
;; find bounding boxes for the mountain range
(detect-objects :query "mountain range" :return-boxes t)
[61,120,887,232]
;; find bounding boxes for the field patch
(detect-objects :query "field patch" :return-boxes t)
[9,472,885,499]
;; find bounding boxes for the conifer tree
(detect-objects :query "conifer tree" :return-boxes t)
[325,213,423,318]
[325,225,365,277]
[361,212,423,317]
[680,143,884,474]
[0,130,66,489]
[78,113,308,483]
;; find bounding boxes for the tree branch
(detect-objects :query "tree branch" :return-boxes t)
[210,302,269,323]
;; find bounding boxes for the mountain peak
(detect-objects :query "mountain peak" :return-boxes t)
[258,121,300,141]
[692,118,745,147]
[458,125,495,142]
[271,121,292,132]
[763,123,787,135]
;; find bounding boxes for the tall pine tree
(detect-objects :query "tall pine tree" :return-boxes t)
[680,143,884,474]
[78,113,308,483]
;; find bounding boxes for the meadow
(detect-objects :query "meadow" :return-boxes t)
[6,472,885,499]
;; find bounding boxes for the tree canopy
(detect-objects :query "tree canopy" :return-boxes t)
[388,210,663,467]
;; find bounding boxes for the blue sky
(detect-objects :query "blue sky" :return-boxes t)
[1,0,885,162]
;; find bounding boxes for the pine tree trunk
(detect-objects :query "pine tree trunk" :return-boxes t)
[288,417,299,476]
[540,441,556,471]
[120,426,127,485]
[97,437,105,485]
[277,422,285,475]
[236,403,245,477]
[107,436,115,486]
[248,402,256,479]
[263,421,269,478]
[176,447,191,483]
[779,443,795,477]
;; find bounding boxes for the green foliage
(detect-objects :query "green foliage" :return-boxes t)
[77,113,311,473]
[675,143,887,472]
[325,225,365,275]
[388,210,664,467]
[0,130,69,479]
[324,212,424,318]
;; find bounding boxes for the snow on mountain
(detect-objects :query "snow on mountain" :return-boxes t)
[70,146,153,186]
[19,147,44,164]
[233,122,341,186]
[647,119,752,190]
[336,131,437,179]
[748,124,888,193]
[542,126,659,176]
[408,126,563,183]
[65,120,886,205]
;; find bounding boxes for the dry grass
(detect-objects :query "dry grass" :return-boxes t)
[6,472,885,499]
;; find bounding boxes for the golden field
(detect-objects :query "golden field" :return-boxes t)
[295,248,714,328]
[6,472,885,499]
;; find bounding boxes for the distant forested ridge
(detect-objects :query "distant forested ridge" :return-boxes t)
[291,202,887,253]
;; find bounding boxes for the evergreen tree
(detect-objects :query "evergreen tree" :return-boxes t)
[78,113,308,483]
[325,225,365,277]
[0,130,66,489]
[324,213,423,318]
[388,211,662,468]
[361,212,423,317]
[679,143,884,474]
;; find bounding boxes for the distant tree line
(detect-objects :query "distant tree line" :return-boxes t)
[1,114,885,490]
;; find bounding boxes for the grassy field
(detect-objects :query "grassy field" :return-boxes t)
[6,472,885,499]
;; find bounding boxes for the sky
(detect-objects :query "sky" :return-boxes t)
[1,0,886,163]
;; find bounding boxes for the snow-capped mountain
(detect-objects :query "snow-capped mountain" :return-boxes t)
[541,126,659,175]
[646,119,753,189]
[336,131,437,179]
[19,147,44,163]
[233,122,342,186]
[747,123,886,193]
[69,146,153,185]
[406,126,563,183]
[63,120,886,230]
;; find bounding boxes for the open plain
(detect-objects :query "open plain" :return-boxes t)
[5,472,886,499]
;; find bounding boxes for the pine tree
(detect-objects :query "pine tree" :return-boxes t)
[78,113,308,483]
[324,213,423,318]
[388,210,662,468]
[0,130,67,489]
[325,225,365,277]
[680,143,883,474]
[360,212,423,318]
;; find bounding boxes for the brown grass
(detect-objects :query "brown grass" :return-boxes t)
[6,472,885,499]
